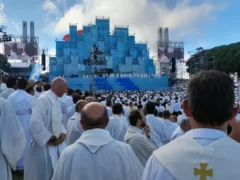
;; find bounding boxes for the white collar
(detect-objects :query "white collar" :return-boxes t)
[48,90,58,99]
[112,114,122,118]
[146,114,155,118]
[17,89,26,93]
[186,128,226,140]
[71,112,81,119]
[127,125,142,134]
[1,88,14,93]
[7,88,15,91]
[76,129,114,153]
[13,89,29,102]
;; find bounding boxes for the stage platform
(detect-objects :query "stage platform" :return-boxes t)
[50,76,169,91]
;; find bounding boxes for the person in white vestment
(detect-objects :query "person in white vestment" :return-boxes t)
[0,78,16,99]
[34,81,43,99]
[7,79,34,171]
[145,101,168,148]
[0,97,26,180]
[106,99,113,117]
[165,101,173,113]
[172,100,182,113]
[43,83,51,92]
[24,77,68,180]
[26,86,35,96]
[162,110,178,143]
[142,71,240,180]
[158,103,165,113]
[27,79,35,87]
[66,100,88,145]
[64,93,81,127]
[0,76,7,93]
[177,108,188,125]
[170,115,177,123]
[106,103,128,141]
[59,93,74,128]
[171,118,191,140]
[125,110,156,167]
[52,102,143,180]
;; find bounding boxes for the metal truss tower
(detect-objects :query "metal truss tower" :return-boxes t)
[187,47,215,75]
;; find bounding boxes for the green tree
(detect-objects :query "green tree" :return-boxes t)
[0,54,11,73]
[186,42,240,75]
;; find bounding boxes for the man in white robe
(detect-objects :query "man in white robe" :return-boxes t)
[33,81,43,99]
[172,100,181,113]
[162,110,178,143]
[59,93,74,128]
[24,77,68,180]
[106,99,113,117]
[0,97,26,180]
[0,78,16,99]
[177,112,187,125]
[171,118,191,140]
[0,76,7,93]
[106,103,128,141]
[8,79,34,171]
[125,110,156,167]
[52,102,143,180]
[145,101,168,148]
[66,100,88,145]
[64,93,81,127]
[142,71,240,180]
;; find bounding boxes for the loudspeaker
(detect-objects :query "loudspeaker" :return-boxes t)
[171,57,176,73]
[42,50,46,71]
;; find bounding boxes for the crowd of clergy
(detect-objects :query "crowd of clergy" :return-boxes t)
[1,70,240,180]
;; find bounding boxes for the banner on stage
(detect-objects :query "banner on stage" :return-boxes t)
[29,63,43,81]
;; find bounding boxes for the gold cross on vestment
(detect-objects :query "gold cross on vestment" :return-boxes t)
[194,163,213,180]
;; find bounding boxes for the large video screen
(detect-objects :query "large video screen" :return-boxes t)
[158,47,184,63]
[4,42,38,61]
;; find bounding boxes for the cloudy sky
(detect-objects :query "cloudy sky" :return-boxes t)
[0,0,239,59]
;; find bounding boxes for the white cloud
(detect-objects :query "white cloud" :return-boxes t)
[42,0,61,34]
[48,48,56,56]
[11,21,21,32]
[48,0,225,56]
[43,0,59,14]
[56,0,66,3]
[0,3,6,24]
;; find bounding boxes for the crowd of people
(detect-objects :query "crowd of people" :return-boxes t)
[61,73,163,78]
[0,70,240,180]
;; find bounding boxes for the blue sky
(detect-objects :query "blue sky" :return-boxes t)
[0,0,239,59]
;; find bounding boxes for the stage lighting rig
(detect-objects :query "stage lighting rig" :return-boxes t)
[0,26,12,43]
[186,47,215,75]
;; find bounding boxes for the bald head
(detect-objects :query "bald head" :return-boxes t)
[28,79,35,86]
[170,115,177,123]
[85,96,98,102]
[51,77,68,97]
[180,118,191,132]
[80,102,109,130]
[75,100,88,113]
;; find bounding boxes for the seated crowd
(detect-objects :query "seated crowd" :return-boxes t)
[0,70,240,180]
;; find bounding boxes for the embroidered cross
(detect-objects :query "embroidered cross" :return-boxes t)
[194,163,213,180]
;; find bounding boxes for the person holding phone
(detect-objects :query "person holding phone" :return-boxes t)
[125,110,156,167]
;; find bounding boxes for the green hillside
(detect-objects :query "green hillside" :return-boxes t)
[210,42,240,74]
[187,42,240,75]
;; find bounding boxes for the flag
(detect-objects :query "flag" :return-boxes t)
[29,63,43,81]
